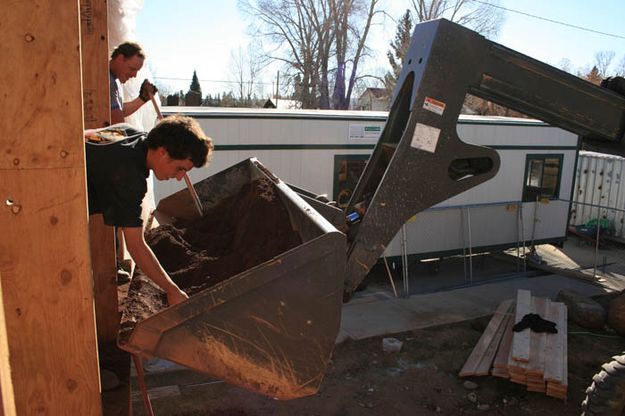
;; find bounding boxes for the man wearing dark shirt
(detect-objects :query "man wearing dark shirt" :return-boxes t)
[85,115,213,305]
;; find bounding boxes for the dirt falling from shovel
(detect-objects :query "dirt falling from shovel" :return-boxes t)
[119,178,303,344]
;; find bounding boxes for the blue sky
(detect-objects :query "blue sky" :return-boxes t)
[135,0,625,97]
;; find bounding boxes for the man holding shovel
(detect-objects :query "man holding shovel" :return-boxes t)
[109,41,158,124]
[85,115,213,306]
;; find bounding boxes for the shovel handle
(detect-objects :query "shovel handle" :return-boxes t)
[184,174,204,217]
[147,91,163,121]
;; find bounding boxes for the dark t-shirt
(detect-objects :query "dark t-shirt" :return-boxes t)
[85,125,149,227]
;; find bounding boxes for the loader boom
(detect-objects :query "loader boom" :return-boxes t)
[343,18,625,299]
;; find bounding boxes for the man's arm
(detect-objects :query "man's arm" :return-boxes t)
[111,98,145,123]
[111,80,157,123]
[121,97,146,118]
[121,226,188,306]
[111,108,124,124]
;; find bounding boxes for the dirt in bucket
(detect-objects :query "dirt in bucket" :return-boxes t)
[119,178,303,344]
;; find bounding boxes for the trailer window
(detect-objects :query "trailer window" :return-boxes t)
[522,154,563,202]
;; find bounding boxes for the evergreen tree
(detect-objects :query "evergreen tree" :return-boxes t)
[185,70,203,106]
[190,70,202,95]
[384,9,413,95]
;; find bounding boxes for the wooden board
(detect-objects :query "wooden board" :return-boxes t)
[0,273,17,416]
[0,2,101,414]
[474,301,513,375]
[89,215,120,342]
[544,301,567,384]
[511,290,532,363]
[80,0,110,129]
[459,299,513,377]
[80,0,119,344]
[493,315,514,370]
[526,297,548,377]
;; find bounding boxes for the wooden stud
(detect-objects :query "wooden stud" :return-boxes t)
[474,301,513,375]
[459,299,513,377]
[0,2,101,414]
[79,0,119,345]
[511,289,531,363]
[544,301,567,384]
[0,273,17,416]
[80,0,111,129]
[493,311,514,370]
[89,215,120,341]
[526,297,547,377]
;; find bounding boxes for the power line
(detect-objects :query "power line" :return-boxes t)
[154,76,276,87]
[471,0,625,40]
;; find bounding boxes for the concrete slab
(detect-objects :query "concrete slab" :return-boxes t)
[338,274,610,342]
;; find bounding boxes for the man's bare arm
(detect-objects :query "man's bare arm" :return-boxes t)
[122,97,145,118]
[122,226,188,306]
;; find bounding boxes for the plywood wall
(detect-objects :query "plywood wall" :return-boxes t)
[0,2,101,414]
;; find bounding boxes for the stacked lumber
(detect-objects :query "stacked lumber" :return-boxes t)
[459,290,568,400]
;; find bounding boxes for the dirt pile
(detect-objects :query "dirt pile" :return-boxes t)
[119,178,302,344]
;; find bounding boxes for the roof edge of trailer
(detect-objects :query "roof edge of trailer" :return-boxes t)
[162,107,551,127]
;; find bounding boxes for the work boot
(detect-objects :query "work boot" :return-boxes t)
[100,369,120,392]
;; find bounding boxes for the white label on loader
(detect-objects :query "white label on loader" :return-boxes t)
[410,123,440,153]
[423,96,446,116]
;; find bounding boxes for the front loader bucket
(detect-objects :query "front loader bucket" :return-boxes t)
[119,158,345,399]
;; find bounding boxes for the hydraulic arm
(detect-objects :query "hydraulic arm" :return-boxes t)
[344,18,625,299]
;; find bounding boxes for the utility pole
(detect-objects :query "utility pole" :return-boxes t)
[275,71,280,108]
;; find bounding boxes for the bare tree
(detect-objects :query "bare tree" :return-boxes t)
[240,0,380,109]
[330,0,381,109]
[594,50,615,78]
[403,1,504,115]
[411,0,504,39]
[557,58,573,74]
[617,55,625,76]
[240,0,323,108]
[229,43,267,106]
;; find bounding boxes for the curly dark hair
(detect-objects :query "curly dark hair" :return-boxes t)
[110,42,146,59]
[146,115,213,167]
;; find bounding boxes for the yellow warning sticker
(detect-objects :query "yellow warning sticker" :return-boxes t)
[423,96,446,116]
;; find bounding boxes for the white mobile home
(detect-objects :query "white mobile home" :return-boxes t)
[157,108,579,261]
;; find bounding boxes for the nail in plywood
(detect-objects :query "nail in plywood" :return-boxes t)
[511,289,532,363]
[459,299,513,377]
[0,1,101,414]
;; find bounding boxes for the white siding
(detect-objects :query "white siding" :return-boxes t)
[156,109,578,258]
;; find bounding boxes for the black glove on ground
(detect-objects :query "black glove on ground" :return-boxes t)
[513,313,557,333]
